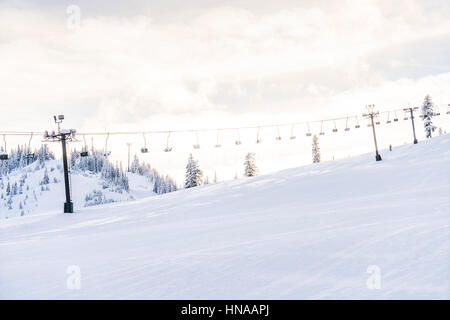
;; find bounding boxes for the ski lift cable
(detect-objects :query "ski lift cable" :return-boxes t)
[0,106,436,138]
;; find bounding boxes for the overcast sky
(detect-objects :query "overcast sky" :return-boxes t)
[1,0,450,181]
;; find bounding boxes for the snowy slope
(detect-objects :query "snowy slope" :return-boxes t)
[0,160,155,219]
[1,135,449,299]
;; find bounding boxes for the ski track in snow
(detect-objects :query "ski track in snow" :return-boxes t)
[1,135,450,299]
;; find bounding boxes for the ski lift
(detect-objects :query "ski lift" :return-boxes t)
[393,111,399,122]
[434,107,441,116]
[403,110,409,121]
[235,129,242,145]
[344,118,350,132]
[193,131,200,149]
[164,131,172,152]
[0,135,8,160]
[375,115,381,125]
[319,121,325,135]
[80,135,89,157]
[447,104,450,114]
[104,133,112,156]
[304,123,311,137]
[332,120,338,133]
[275,127,282,141]
[215,130,222,148]
[140,133,148,153]
[25,133,35,158]
[355,116,361,129]
[386,112,392,124]
[290,124,297,139]
[256,127,262,144]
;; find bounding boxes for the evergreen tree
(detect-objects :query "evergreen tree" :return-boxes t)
[130,155,140,174]
[184,153,203,188]
[312,134,321,163]
[243,152,258,177]
[421,95,437,139]
[41,168,50,185]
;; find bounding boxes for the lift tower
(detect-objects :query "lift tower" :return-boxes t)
[363,104,382,162]
[43,115,77,213]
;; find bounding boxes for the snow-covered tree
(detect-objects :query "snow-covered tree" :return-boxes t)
[243,152,258,177]
[421,95,437,139]
[312,134,321,163]
[184,153,203,188]
[41,168,50,185]
[130,155,140,174]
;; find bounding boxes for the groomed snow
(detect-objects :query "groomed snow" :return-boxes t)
[1,135,449,299]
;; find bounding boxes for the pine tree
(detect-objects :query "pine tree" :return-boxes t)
[243,152,258,177]
[421,95,437,139]
[184,153,203,188]
[312,134,321,163]
[41,168,50,185]
[130,155,140,174]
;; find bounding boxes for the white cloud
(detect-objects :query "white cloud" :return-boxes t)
[0,0,449,181]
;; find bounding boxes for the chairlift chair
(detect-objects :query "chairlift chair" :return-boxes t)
[193,131,200,149]
[164,132,173,152]
[332,121,338,133]
[235,129,242,145]
[355,116,361,129]
[275,127,282,141]
[1,135,8,160]
[447,104,450,114]
[386,112,392,124]
[393,111,399,122]
[26,133,34,158]
[81,135,89,157]
[304,123,311,137]
[215,130,222,148]
[319,121,325,135]
[290,127,297,139]
[104,133,112,156]
[344,118,350,131]
[256,128,262,144]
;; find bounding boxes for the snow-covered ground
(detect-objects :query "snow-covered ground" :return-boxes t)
[1,135,449,299]
[0,160,155,219]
